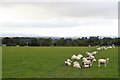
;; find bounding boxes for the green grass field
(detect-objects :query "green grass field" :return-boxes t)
[2,46,118,78]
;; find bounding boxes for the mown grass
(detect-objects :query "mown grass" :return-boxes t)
[2,46,118,78]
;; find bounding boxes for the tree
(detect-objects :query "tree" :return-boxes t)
[29,38,39,46]
[1,37,120,46]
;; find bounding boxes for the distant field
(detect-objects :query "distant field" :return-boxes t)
[2,46,118,78]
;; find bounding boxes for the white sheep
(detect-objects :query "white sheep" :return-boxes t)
[78,54,83,58]
[107,46,112,49]
[66,59,72,63]
[64,58,72,66]
[92,51,98,56]
[64,60,71,66]
[73,61,81,68]
[97,47,101,50]
[86,52,96,61]
[86,55,96,62]
[82,57,93,67]
[86,52,92,57]
[71,54,83,60]
[71,54,77,60]
[98,58,109,67]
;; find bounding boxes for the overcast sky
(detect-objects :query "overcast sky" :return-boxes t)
[0,1,118,37]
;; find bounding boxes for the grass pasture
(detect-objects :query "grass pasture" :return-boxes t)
[2,46,118,78]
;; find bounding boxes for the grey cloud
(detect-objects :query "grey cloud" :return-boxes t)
[1,18,114,28]
[0,2,117,19]
[48,2,117,19]
[0,2,117,28]
[2,20,79,28]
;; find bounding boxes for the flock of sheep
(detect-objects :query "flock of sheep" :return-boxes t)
[64,45,115,69]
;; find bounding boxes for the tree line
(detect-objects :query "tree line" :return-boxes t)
[1,36,120,46]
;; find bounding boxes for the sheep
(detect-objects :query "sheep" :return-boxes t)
[86,52,96,61]
[107,46,112,49]
[86,51,98,57]
[86,52,92,57]
[77,54,83,59]
[71,54,83,60]
[97,47,101,50]
[64,60,71,66]
[64,58,72,66]
[73,61,81,68]
[97,46,109,50]
[71,54,77,60]
[90,55,95,60]
[98,58,109,67]
[92,51,98,54]
[66,58,72,63]
[104,47,108,50]
[92,51,98,56]
[82,57,93,67]
[86,55,96,62]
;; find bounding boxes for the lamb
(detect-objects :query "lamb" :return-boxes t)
[73,61,81,68]
[98,58,109,67]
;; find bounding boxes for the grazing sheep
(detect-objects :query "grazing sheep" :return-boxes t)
[97,46,109,50]
[86,52,92,57]
[86,51,96,61]
[98,58,109,67]
[73,61,81,68]
[77,54,83,59]
[92,51,98,56]
[64,59,72,66]
[107,46,112,49]
[82,57,93,67]
[71,54,83,60]
[71,54,77,60]
[90,55,95,60]
[86,55,96,60]
[64,61,71,66]
[86,56,96,62]
[78,54,83,57]
[66,59,72,63]
[97,47,101,50]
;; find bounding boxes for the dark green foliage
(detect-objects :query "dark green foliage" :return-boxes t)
[1,37,120,46]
